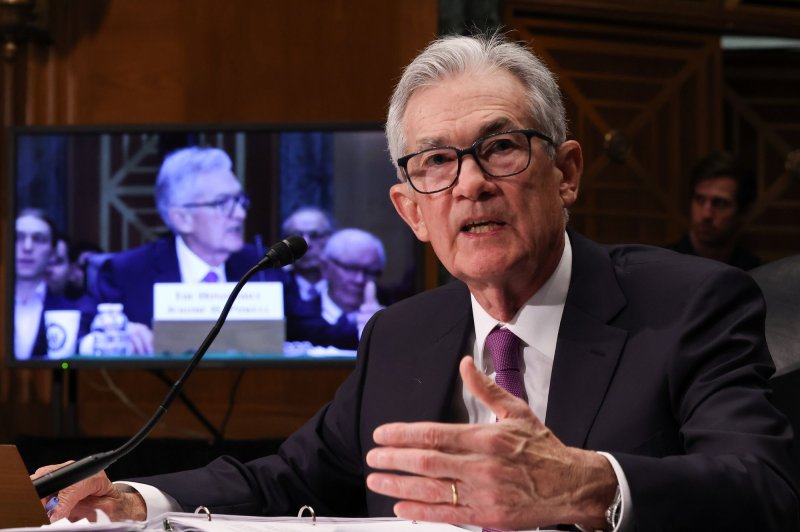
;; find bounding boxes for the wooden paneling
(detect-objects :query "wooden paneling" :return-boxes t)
[504,1,800,255]
[723,49,800,261]
[0,0,437,441]
[505,13,722,245]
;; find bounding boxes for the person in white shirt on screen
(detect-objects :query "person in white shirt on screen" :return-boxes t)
[90,146,275,354]
[281,206,334,302]
[34,33,798,530]
[15,209,80,360]
[286,228,385,349]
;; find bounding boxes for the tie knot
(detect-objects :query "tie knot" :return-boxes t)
[202,271,219,283]
[485,327,521,372]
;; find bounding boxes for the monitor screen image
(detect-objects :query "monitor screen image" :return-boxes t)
[7,125,421,368]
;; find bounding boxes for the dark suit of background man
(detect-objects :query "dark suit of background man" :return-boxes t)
[670,151,761,270]
[281,206,334,303]
[90,146,278,354]
[39,33,798,530]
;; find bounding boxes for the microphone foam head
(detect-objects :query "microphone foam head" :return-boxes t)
[284,235,309,263]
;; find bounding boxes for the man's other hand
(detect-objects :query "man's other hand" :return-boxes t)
[32,462,146,522]
[366,356,617,530]
[127,322,154,354]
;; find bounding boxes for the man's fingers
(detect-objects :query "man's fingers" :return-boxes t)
[459,356,534,421]
[127,322,154,354]
[367,472,459,506]
[362,280,378,306]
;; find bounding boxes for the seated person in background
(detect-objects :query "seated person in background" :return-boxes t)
[37,33,798,530]
[91,146,281,354]
[286,228,385,349]
[281,206,334,301]
[669,151,761,269]
[15,209,83,360]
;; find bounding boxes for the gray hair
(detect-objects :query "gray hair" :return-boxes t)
[323,228,386,267]
[385,32,567,177]
[281,206,335,237]
[155,146,233,230]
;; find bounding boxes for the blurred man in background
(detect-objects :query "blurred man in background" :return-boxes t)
[15,209,81,359]
[670,151,761,269]
[286,228,384,349]
[281,206,334,302]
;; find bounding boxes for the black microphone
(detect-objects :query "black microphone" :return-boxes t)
[32,236,309,498]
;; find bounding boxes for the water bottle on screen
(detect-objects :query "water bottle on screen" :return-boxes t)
[90,302,132,355]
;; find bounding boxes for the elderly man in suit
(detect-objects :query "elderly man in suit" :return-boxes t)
[40,33,798,530]
[90,146,280,353]
[286,228,385,349]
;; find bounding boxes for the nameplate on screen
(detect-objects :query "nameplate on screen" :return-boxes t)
[153,282,284,321]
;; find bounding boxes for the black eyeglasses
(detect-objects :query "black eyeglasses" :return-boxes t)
[328,257,382,278]
[396,128,556,194]
[180,192,251,217]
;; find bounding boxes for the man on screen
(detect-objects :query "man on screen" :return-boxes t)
[90,146,280,354]
[285,228,385,349]
[39,33,798,530]
[281,206,335,303]
[15,209,83,359]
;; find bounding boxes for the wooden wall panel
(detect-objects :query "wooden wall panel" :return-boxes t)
[504,0,800,257]
[504,13,722,245]
[0,0,437,441]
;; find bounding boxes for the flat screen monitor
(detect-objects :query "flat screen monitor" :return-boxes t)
[6,124,421,368]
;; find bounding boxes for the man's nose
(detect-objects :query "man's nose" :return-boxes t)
[231,201,247,219]
[452,156,492,199]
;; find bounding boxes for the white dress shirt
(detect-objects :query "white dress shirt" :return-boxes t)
[14,281,47,360]
[175,236,226,283]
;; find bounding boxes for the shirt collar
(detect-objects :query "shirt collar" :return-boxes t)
[15,281,48,305]
[471,231,572,361]
[176,235,226,283]
[320,286,344,325]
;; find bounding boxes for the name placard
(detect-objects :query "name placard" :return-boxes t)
[153,282,284,321]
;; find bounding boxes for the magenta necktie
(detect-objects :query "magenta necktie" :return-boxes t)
[202,271,219,283]
[485,327,527,401]
[482,328,526,532]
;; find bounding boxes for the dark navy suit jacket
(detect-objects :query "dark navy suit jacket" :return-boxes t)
[137,231,799,529]
[283,271,359,349]
[90,236,282,326]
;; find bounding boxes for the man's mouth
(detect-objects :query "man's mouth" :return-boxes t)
[461,220,505,233]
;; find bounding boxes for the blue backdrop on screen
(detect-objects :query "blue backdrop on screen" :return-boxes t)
[279,132,334,220]
[16,135,68,231]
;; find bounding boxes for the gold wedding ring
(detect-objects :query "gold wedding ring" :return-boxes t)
[450,480,459,506]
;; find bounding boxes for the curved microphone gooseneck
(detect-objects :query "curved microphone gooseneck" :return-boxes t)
[33,236,308,498]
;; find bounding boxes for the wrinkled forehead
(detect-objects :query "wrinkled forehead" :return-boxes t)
[402,69,531,151]
[186,169,241,201]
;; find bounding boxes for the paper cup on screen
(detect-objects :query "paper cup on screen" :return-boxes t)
[44,310,81,358]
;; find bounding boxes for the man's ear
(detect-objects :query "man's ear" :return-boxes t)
[555,140,582,209]
[390,183,430,242]
[168,207,194,234]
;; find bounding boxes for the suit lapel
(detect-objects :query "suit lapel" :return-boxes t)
[153,237,182,283]
[545,231,628,448]
[376,283,474,425]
